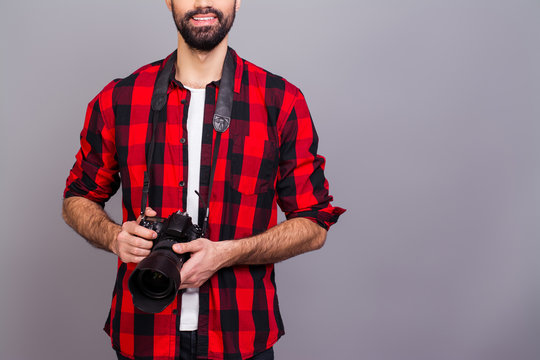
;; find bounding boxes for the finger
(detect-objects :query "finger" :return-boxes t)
[125,255,147,264]
[145,207,157,217]
[179,259,194,279]
[127,246,151,257]
[124,222,157,240]
[117,248,148,264]
[178,270,197,289]
[116,242,151,261]
[178,274,205,289]
[132,256,147,264]
[136,208,158,223]
[126,235,154,250]
[179,282,195,290]
[173,239,203,254]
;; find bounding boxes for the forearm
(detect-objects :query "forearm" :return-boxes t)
[219,218,327,268]
[173,218,328,288]
[62,196,121,253]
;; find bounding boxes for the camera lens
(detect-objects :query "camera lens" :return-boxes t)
[128,243,185,313]
[128,211,200,313]
[138,270,174,300]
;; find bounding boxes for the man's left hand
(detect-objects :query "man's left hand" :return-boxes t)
[172,238,228,289]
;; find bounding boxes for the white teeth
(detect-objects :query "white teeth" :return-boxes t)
[194,17,214,21]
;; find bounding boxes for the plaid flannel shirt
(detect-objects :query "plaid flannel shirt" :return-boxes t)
[64,48,345,360]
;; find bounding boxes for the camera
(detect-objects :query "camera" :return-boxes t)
[128,211,202,313]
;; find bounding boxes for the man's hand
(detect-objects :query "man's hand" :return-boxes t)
[172,238,227,289]
[112,207,158,264]
[170,218,326,289]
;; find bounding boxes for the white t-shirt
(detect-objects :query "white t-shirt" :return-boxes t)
[179,86,206,331]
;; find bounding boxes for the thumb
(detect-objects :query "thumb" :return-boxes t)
[145,207,157,217]
[173,239,202,254]
[137,207,158,223]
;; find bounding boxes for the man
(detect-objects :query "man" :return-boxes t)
[62,0,345,359]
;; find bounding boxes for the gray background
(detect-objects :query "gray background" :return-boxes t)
[1,0,539,359]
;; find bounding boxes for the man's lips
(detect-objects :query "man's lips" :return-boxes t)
[191,13,218,26]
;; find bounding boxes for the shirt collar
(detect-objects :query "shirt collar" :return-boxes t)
[166,47,242,94]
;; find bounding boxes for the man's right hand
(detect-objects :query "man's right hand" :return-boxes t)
[112,207,158,264]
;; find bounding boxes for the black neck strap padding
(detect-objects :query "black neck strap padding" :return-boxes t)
[140,49,236,228]
[212,51,235,132]
[151,51,177,112]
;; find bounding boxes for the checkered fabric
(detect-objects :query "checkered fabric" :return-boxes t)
[64,48,345,360]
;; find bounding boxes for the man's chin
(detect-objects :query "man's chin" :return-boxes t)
[184,41,222,52]
[181,32,225,51]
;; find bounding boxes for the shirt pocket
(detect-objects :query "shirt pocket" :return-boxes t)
[230,135,279,195]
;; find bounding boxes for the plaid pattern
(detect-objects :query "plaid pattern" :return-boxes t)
[64,48,345,360]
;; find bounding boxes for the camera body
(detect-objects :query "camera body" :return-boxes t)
[128,211,202,313]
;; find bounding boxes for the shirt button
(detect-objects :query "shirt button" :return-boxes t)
[181,99,187,105]
[172,309,178,314]
[179,181,186,187]
[180,137,186,144]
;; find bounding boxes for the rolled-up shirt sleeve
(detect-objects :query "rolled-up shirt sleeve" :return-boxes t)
[64,81,120,206]
[276,88,345,230]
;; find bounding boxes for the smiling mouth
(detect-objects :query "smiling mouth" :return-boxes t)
[191,14,218,25]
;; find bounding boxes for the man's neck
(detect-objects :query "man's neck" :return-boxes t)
[175,37,229,89]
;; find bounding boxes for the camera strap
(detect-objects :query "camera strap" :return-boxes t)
[141,49,235,235]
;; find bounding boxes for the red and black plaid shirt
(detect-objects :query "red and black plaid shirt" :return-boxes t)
[64,48,345,360]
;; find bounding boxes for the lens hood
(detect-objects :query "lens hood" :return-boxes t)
[128,243,182,313]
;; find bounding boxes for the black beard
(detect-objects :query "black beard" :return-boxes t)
[172,5,236,51]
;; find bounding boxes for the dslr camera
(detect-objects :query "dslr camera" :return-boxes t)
[128,211,202,313]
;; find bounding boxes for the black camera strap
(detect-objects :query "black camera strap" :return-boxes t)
[141,50,235,236]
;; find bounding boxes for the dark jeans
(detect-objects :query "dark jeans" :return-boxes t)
[116,331,274,360]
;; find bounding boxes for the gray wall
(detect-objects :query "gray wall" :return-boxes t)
[1,1,539,359]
